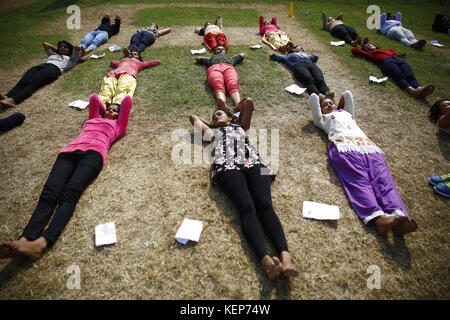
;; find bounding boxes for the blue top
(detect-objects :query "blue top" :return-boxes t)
[270,52,318,69]
[380,12,402,35]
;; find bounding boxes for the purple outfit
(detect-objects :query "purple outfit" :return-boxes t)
[309,91,409,224]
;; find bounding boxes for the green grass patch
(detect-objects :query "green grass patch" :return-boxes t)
[132,6,259,27]
[61,44,290,116]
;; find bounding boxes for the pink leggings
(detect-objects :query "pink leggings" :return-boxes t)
[206,62,239,95]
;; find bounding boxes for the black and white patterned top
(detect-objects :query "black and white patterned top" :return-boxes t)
[210,124,270,183]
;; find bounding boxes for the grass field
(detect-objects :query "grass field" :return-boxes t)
[0,0,449,302]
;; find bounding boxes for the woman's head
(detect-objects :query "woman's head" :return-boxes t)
[104,103,120,120]
[320,97,337,114]
[211,108,234,127]
[128,50,143,61]
[362,42,377,52]
[213,45,227,55]
[148,23,159,30]
[386,13,395,20]
[57,40,74,56]
[428,99,450,123]
[289,45,304,53]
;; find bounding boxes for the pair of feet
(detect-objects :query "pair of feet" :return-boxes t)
[122,46,140,57]
[216,97,253,114]
[374,215,418,236]
[350,36,362,47]
[0,94,17,108]
[0,237,48,261]
[406,84,435,99]
[261,252,300,280]
[411,39,426,50]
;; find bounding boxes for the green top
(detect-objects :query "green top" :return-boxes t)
[197,53,244,68]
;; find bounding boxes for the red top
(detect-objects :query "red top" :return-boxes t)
[107,57,161,79]
[351,47,398,64]
[259,16,279,35]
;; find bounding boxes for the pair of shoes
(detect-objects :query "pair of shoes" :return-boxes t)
[429,174,450,198]
[434,182,450,198]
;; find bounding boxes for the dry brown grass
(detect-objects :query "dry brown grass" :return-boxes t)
[0,3,449,300]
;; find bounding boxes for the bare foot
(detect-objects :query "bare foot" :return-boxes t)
[216,98,229,110]
[261,255,282,280]
[0,97,17,108]
[393,217,418,235]
[122,47,131,57]
[3,237,47,261]
[280,251,299,277]
[374,215,402,235]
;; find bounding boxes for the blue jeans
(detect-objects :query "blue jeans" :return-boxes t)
[380,58,420,90]
[128,31,156,53]
[80,30,109,51]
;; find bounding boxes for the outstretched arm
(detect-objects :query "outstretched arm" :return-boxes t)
[269,53,286,63]
[140,59,161,71]
[322,12,328,30]
[159,27,171,36]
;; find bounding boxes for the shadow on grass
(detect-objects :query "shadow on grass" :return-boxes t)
[38,0,80,13]
[0,258,34,291]
[436,131,450,161]
[208,185,293,300]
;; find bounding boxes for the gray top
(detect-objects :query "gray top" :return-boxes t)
[45,49,81,74]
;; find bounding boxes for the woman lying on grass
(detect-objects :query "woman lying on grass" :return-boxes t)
[196,45,247,111]
[0,94,132,261]
[196,16,228,52]
[270,45,333,96]
[0,41,81,108]
[309,90,418,236]
[123,22,171,56]
[428,99,450,135]
[98,50,160,107]
[189,98,300,280]
[351,38,434,99]
[322,11,362,47]
[259,15,293,53]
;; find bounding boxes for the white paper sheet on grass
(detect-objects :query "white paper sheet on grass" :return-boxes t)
[302,201,340,220]
[369,75,388,83]
[330,40,345,46]
[95,222,117,246]
[285,84,307,95]
[109,44,121,52]
[430,40,445,47]
[68,100,89,110]
[175,218,203,244]
[90,53,106,59]
[250,44,263,49]
[191,48,206,55]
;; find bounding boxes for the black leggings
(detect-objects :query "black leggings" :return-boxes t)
[291,62,330,95]
[331,24,359,43]
[21,150,102,244]
[7,63,61,104]
[216,166,289,260]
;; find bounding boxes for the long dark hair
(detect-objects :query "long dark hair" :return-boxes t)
[212,107,238,124]
[57,40,74,56]
[428,99,447,123]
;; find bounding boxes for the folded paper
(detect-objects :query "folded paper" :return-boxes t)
[95,222,117,247]
[175,218,203,244]
[302,201,340,220]
[369,75,388,83]
[330,41,345,46]
[191,48,206,55]
[68,100,89,110]
[285,84,307,95]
